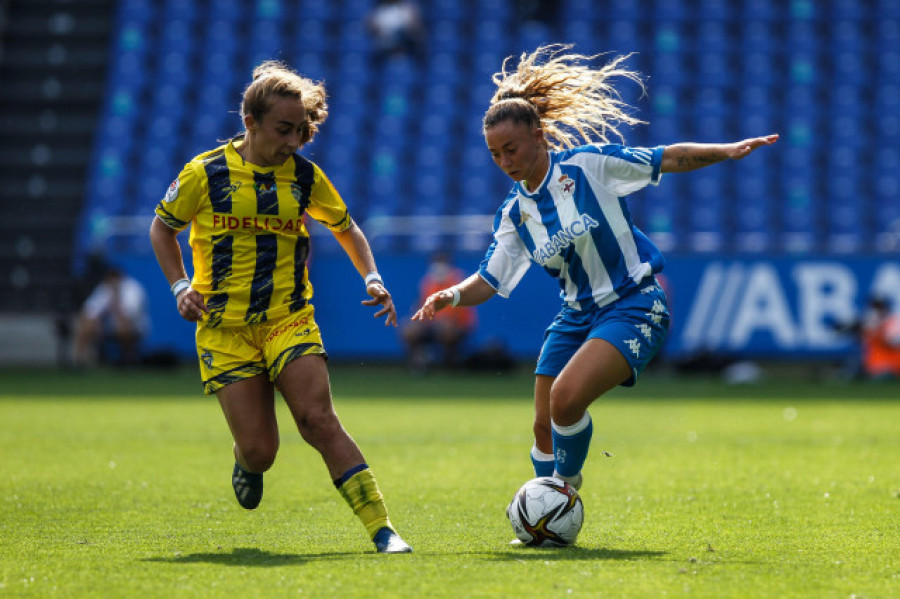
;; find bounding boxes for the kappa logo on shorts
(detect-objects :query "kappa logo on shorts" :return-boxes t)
[638,323,654,340]
[201,349,213,369]
[645,312,664,325]
[625,338,642,357]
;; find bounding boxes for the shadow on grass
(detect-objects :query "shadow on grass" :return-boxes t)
[484,546,667,562]
[143,547,356,567]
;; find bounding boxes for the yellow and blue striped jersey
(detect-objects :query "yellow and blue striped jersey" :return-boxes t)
[155,139,352,328]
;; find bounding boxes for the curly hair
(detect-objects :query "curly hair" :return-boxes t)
[241,60,329,146]
[483,44,646,150]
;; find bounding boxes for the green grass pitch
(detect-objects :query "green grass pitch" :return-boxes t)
[1,365,898,598]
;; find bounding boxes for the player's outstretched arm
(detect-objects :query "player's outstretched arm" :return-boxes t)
[412,273,496,321]
[660,133,779,173]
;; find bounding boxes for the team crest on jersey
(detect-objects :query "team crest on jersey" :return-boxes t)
[163,178,180,203]
[557,173,576,201]
[290,182,306,204]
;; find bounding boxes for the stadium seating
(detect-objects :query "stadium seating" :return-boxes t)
[80,0,894,260]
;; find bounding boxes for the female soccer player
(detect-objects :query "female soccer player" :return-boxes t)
[149,61,411,553]
[413,45,778,491]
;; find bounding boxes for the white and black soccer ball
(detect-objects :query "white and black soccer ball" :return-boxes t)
[506,476,584,547]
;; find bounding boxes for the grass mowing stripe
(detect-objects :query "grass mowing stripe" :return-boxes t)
[1,368,898,598]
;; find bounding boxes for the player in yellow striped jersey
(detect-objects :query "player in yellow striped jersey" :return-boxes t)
[149,61,411,553]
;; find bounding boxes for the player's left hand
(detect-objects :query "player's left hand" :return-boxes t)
[362,282,398,326]
[726,133,779,160]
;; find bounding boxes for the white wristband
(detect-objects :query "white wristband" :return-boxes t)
[449,286,461,307]
[171,278,190,298]
[365,272,383,286]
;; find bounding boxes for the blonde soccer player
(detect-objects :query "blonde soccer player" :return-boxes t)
[414,45,778,495]
[150,61,411,553]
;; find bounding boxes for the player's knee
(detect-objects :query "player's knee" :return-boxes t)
[548,381,584,425]
[239,441,278,473]
[295,408,341,446]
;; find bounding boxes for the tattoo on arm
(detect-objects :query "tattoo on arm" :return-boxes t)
[672,145,721,170]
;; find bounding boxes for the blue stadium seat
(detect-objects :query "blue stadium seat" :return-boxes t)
[118,0,154,21]
[474,18,509,52]
[654,0,686,22]
[735,177,773,249]
[297,0,335,21]
[831,0,864,20]
[474,0,510,19]
[566,0,601,19]
[873,173,900,234]
[431,0,465,21]
[431,19,464,54]
[562,20,599,52]
[741,21,775,53]
[697,0,731,20]
[744,0,779,21]
[605,21,642,54]
[877,0,900,18]
[650,53,684,87]
[337,17,372,53]
[695,21,729,52]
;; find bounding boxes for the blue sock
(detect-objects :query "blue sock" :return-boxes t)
[530,444,555,477]
[551,413,593,478]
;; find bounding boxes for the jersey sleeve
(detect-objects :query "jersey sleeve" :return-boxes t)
[477,210,532,298]
[305,165,352,232]
[592,144,664,197]
[154,161,204,231]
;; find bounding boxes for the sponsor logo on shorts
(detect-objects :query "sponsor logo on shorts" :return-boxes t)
[265,317,310,342]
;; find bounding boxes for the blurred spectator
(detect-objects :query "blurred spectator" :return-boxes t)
[366,0,426,61]
[402,252,476,372]
[72,267,149,367]
[832,296,900,381]
[859,297,900,380]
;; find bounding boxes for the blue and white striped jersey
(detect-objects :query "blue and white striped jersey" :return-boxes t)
[478,143,665,311]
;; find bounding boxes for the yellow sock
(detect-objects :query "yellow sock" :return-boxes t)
[337,466,392,539]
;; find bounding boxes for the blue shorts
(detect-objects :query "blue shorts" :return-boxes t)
[535,279,670,386]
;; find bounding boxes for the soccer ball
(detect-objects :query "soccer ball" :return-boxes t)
[506,476,584,547]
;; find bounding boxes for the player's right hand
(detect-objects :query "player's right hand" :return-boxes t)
[411,289,453,321]
[176,288,209,322]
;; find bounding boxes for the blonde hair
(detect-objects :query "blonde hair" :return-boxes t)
[484,44,646,150]
[241,60,329,145]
